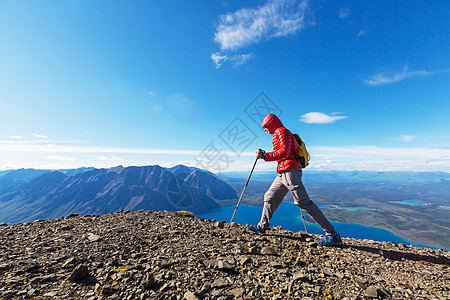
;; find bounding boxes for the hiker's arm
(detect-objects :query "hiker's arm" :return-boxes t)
[264,129,291,161]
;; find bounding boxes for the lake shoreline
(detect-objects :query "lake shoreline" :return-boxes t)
[199,202,448,251]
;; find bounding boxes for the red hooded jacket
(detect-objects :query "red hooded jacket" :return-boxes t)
[262,114,302,173]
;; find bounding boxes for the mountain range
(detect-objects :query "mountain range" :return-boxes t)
[0,165,237,224]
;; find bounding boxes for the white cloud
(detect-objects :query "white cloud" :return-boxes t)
[339,8,350,19]
[231,53,255,68]
[214,0,308,51]
[211,52,228,69]
[9,136,26,139]
[0,143,256,158]
[364,66,449,86]
[299,112,348,124]
[1,142,449,172]
[400,135,416,142]
[357,30,366,36]
[31,133,48,139]
[211,0,309,69]
[308,145,450,172]
[46,155,74,161]
[212,52,255,69]
[0,139,91,144]
[99,156,122,161]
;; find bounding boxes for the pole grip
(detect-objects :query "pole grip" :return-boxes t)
[259,149,266,158]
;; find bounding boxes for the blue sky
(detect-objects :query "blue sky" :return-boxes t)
[0,0,449,173]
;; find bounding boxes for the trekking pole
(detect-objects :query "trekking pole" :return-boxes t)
[229,153,260,226]
[300,209,308,233]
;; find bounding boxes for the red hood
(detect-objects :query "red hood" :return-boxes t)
[261,114,283,134]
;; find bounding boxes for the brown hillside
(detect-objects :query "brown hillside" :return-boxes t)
[0,210,448,299]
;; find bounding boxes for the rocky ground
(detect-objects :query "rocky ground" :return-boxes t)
[0,210,448,300]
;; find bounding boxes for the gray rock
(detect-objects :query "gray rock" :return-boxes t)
[364,285,379,298]
[184,291,200,300]
[354,276,367,289]
[67,212,79,218]
[248,246,259,254]
[87,233,102,242]
[262,247,278,255]
[68,264,89,282]
[101,285,113,295]
[200,282,211,294]
[229,287,243,297]
[29,275,53,285]
[270,261,284,269]
[159,282,170,292]
[321,269,334,277]
[62,257,77,268]
[239,256,252,265]
[211,278,230,289]
[141,274,155,290]
[60,225,75,231]
[27,288,39,297]
[43,291,58,297]
[292,272,308,282]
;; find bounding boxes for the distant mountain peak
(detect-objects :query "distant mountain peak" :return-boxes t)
[0,164,237,224]
[107,165,125,174]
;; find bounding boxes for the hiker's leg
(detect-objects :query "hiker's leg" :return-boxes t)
[258,174,288,230]
[281,169,337,237]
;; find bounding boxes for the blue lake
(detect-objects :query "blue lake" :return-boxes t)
[390,199,427,206]
[197,201,443,250]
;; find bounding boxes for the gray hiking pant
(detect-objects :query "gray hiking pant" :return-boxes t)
[258,168,337,237]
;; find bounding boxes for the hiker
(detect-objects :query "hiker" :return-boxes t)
[247,113,342,246]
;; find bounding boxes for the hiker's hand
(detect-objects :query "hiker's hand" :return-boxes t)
[256,149,265,159]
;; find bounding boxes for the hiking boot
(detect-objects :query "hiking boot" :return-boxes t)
[246,224,265,235]
[316,234,343,247]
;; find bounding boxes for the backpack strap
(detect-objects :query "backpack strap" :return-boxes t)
[278,133,304,166]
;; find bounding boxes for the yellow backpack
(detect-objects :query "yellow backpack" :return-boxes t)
[293,133,310,168]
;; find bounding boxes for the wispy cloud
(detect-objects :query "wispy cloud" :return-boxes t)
[212,0,309,68]
[46,155,74,161]
[0,139,91,144]
[1,142,449,172]
[339,8,350,19]
[211,52,228,69]
[299,112,348,124]
[9,136,26,139]
[31,133,48,139]
[211,52,255,69]
[99,156,122,161]
[357,30,366,36]
[364,66,449,86]
[400,135,416,142]
[231,53,255,68]
[0,143,251,157]
[309,145,450,172]
[214,0,308,51]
